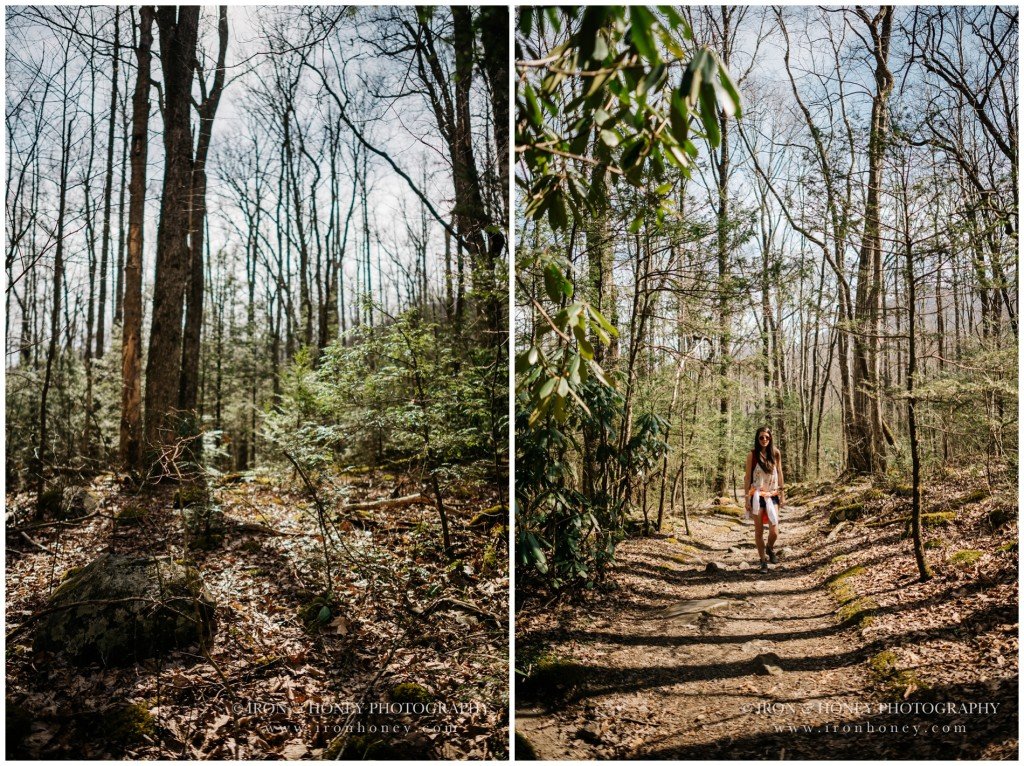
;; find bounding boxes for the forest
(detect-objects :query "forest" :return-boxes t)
[6,6,508,760]
[514,6,1017,760]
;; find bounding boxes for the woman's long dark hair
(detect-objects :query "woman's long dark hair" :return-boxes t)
[752,427,777,474]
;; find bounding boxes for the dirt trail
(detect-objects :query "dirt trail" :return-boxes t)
[516,499,881,759]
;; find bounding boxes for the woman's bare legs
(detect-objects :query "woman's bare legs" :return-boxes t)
[754,514,766,562]
[767,523,778,554]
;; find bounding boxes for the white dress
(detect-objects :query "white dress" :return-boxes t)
[747,458,780,525]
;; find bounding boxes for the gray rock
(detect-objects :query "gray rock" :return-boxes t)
[705,561,727,573]
[755,652,784,676]
[33,554,216,665]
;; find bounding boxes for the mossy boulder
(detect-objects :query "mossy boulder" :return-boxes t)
[101,702,156,746]
[829,503,864,525]
[922,511,955,527]
[173,483,209,509]
[518,652,586,702]
[38,484,99,520]
[837,597,877,627]
[469,505,505,529]
[988,504,1014,529]
[116,503,149,526]
[33,554,217,665]
[183,504,226,550]
[890,484,914,498]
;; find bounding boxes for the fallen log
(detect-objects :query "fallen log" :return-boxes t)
[343,493,430,512]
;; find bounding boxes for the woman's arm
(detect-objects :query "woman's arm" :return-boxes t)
[775,448,785,504]
[744,451,753,508]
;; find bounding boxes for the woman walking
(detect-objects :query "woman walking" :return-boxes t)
[745,426,785,573]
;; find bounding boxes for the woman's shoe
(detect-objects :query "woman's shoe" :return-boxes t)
[759,559,769,573]
[767,548,778,564]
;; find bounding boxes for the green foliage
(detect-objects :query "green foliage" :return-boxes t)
[515,7,743,435]
[517,7,740,225]
[264,311,502,472]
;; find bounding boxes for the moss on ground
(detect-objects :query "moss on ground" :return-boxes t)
[102,702,155,746]
[949,549,983,566]
[837,597,878,627]
[924,539,945,550]
[869,650,899,676]
[391,682,432,705]
[997,540,1018,554]
[921,512,955,527]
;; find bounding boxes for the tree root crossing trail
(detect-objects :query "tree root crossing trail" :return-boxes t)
[520,497,888,761]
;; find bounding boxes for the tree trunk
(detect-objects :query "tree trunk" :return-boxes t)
[143,7,200,460]
[120,6,154,472]
[179,7,228,442]
[96,8,119,359]
[848,6,893,476]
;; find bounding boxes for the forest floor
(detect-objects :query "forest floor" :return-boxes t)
[516,469,1017,760]
[6,464,508,759]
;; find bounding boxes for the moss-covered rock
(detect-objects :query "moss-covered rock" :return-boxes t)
[33,554,217,665]
[101,702,156,746]
[949,549,983,566]
[39,485,100,520]
[829,503,864,525]
[869,650,899,676]
[518,652,587,702]
[116,503,149,526]
[923,511,955,527]
[390,682,431,705]
[183,504,226,550]
[890,484,914,498]
[837,597,877,627]
[480,543,501,576]
[37,487,64,518]
[469,505,506,529]
[868,650,928,698]
[173,483,209,509]
[716,504,745,518]
[962,488,991,504]
[988,505,1014,529]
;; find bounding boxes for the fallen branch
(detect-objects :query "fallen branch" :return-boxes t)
[343,494,430,512]
[19,531,53,554]
[9,511,100,533]
[406,595,503,629]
